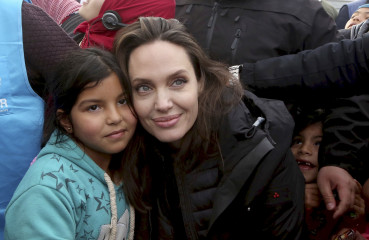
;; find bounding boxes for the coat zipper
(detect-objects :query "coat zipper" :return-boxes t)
[205,2,219,53]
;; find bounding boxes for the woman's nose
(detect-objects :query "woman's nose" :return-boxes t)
[154,91,173,112]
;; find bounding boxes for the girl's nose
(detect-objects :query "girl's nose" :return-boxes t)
[106,106,122,125]
[299,143,312,155]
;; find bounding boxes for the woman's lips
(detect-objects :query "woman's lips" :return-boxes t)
[153,114,181,128]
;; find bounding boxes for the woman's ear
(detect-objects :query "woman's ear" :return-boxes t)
[57,109,73,133]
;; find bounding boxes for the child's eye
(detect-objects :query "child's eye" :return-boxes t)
[314,141,321,147]
[172,78,187,87]
[118,98,127,105]
[292,138,302,145]
[88,105,100,111]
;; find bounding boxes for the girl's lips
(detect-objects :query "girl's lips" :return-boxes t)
[153,114,181,128]
[296,159,316,170]
[105,129,126,139]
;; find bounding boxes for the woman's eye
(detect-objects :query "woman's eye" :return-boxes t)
[137,85,151,93]
[172,78,186,87]
[88,105,100,111]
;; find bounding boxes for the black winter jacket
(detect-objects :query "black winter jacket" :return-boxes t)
[175,0,341,64]
[134,91,305,239]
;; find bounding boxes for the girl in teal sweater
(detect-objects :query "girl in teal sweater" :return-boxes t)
[5,48,137,240]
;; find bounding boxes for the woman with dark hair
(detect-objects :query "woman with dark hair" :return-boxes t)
[113,17,305,239]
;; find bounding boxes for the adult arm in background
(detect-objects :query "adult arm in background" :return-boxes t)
[240,35,369,102]
[22,2,79,97]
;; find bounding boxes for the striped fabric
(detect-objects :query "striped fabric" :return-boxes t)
[31,0,81,24]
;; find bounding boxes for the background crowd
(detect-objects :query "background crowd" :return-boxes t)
[1,0,369,239]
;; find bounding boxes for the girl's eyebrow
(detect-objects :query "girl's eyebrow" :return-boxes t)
[78,92,126,105]
[78,99,103,105]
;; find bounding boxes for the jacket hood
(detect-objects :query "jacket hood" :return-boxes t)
[37,130,107,183]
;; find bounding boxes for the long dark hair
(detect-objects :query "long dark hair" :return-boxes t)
[113,17,243,211]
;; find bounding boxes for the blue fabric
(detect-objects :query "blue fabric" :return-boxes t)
[348,0,367,16]
[0,0,44,238]
[358,3,369,9]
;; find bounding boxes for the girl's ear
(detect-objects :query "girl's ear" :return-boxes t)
[57,109,73,133]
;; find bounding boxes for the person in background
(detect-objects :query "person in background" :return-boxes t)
[175,0,342,65]
[32,0,175,51]
[0,0,79,237]
[290,107,366,240]
[336,0,368,29]
[5,47,137,240]
[113,16,305,239]
[345,4,369,29]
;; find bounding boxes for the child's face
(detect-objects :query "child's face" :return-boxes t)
[291,122,322,183]
[345,7,369,29]
[68,73,136,169]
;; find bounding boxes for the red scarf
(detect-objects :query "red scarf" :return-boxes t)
[75,0,175,51]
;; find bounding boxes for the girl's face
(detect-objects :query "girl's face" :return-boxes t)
[63,73,136,170]
[345,7,369,29]
[79,0,105,21]
[291,122,323,183]
[128,41,202,146]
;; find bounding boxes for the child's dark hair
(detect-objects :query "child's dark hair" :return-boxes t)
[43,47,134,145]
[292,106,326,138]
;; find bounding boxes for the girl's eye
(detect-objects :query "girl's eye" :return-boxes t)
[118,98,127,105]
[172,78,186,87]
[292,138,302,145]
[88,105,100,111]
[136,85,151,93]
[314,141,321,147]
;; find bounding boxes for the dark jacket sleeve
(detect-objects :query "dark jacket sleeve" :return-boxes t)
[241,36,369,102]
[22,2,79,98]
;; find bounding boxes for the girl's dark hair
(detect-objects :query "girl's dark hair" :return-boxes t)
[43,47,134,145]
[113,17,244,211]
[291,107,326,138]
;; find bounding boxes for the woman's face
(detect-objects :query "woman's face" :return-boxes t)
[128,40,202,145]
[79,0,105,21]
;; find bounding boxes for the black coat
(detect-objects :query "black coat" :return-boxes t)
[134,91,305,239]
[176,0,341,64]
